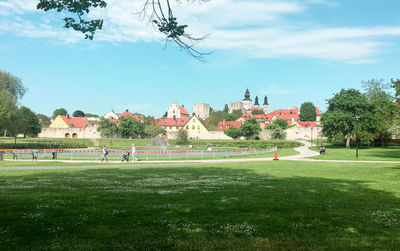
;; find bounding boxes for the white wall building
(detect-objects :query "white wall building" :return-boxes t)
[194,103,210,120]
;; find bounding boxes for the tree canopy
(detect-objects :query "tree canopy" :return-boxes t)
[52,108,68,119]
[321,88,378,148]
[391,78,400,102]
[73,110,86,117]
[18,106,42,137]
[240,117,261,139]
[299,102,317,121]
[0,70,26,101]
[36,0,208,59]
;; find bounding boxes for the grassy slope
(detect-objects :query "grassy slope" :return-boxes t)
[310,144,400,161]
[1,161,400,249]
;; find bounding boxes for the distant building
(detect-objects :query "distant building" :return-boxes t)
[167,102,190,118]
[194,103,210,120]
[40,115,99,139]
[103,109,144,122]
[217,120,242,131]
[229,89,269,114]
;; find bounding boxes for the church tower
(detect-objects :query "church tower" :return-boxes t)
[263,95,269,114]
[254,96,259,108]
[242,88,252,113]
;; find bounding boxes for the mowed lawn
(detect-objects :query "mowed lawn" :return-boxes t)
[1,161,400,250]
[311,145,400,161]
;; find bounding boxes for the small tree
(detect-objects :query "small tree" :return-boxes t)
[223,104,229,113]
[299,102,317,121]
[18,106,42,137]
[224,127,241,139]
[176,129,189,145]
[72,110,85,117]
[271,127,286,140]
[52,108,68,119]
[268,119,288,130]
[97,118,118,138]
[144,124,166,137]
[240,117,261,139]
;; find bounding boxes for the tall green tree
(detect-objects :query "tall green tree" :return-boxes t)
[0,70,26,101]
[144,124,166,137]
[97,118,118,138]
[223,104,229,113]
[0,91,18,136]
[391,78,400,102]
[240,117,261,139]
[18,106,42,137]
[299,102,317,121]
[176,129,189,145]
[363,79,397,146]
[73,110,85,117]
[52,108,68,119]
[118,117,144,138]
[321,89,378,148]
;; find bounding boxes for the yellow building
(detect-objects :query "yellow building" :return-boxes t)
[156,115,209,138]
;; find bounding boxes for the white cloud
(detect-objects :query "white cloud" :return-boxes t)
[0,0,400,63]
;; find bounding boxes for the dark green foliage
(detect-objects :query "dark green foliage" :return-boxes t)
[36,0,107,39]
[299,102,317,121]
[391,78,400,102]
[0,90,18,134]
[321,89,378,148]
[18,106,42,137]
[37,114,51,127]
[85,113,99,117]
[118,117,144,138]
[271,127,286,140]
[72,110,85,117]
[224,127,241,139]
[223,104,229,113]
[240,117,261,139]
[144,124,166,137]
[252,109,264,115]
[267,119,288,130]
[52,108,68,119]
[0,70,26,101]
[97,118,118,138]
[176,129,189,145]
[206,111,225,130]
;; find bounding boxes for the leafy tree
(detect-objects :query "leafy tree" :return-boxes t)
[142,115,155,125]
[73,110,85,117]
[223,104,229,113]
[391,78,400,102]
[363,79,397,146]
[97,118,118,138]
[299,102,317,121]
[0,70,26,101]
[268,119,288,130]
[18,106,42,137]
[36,0,208,59]
[0,91,18,136]
[252,109,264,115]
[52,108,68,119]
[144,124,166,137]
[240,117,261,139]
[118,117,144,138]
[176,129,189,145]
[224,126,241,139]
[271,127,286,140]
[205,111,225,130]
[388,122,400,146]
[321,89,378,148]
[37,113,51,127]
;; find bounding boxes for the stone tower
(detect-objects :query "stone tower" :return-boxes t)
[263,95,269,114]
[242,88,252,113]
[193,103,210,120]
[254,96,259,107]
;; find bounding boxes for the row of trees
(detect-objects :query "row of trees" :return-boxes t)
[0,71,42,138]
[322,79,400,148]
[97,117,166,138]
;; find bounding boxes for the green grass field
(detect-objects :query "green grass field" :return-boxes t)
[310,144,400,161]
[1,161,400,249]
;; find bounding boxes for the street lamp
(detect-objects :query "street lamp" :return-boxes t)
[355,116,360,159]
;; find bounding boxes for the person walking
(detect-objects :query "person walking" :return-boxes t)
[101,145,108,162]
[131,144,137,161]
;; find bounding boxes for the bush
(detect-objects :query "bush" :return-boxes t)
[176,129,189,145]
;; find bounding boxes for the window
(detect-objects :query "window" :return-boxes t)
[186,126,189,129]
[198,125,200,130]
[192,126,195,130]
[176,127,179,129]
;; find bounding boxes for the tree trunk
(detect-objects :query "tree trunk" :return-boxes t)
[3,130,7,137]
[346,133,351,149]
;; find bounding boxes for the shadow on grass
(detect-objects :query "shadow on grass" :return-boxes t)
[1,166,400,250]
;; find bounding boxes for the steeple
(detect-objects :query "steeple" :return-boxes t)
[254,96,259,106]
[263,95,269,105]
[243,88,251,101]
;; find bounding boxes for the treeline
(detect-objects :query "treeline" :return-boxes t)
[321,79,400,148]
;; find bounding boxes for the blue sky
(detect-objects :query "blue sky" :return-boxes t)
[1,0,400,117]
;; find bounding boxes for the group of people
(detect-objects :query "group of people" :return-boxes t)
[101,144,137,162]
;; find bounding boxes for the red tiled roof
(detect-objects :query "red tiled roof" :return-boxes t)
[289,121,316,128]
[277,113,299,122]
[217,121,242,131]
[178,106,189,115]
[156,117,191,127]
[118,112,144,121]
[59,116,88,128]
